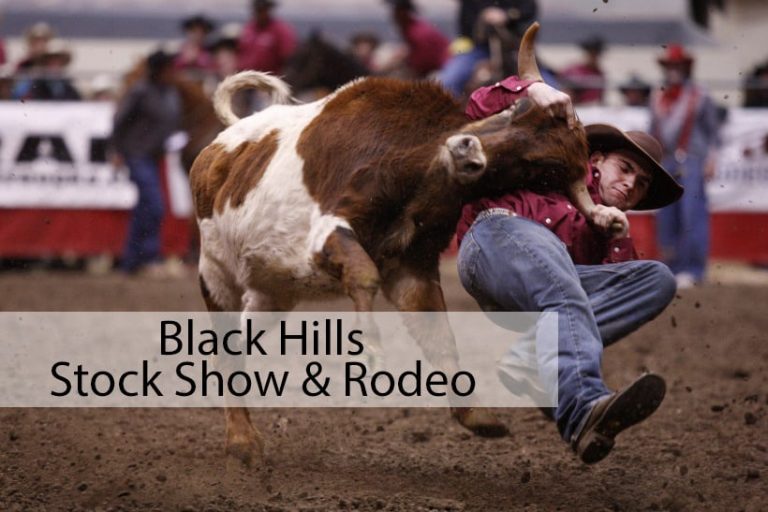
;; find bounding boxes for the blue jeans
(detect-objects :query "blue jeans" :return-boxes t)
[656,155,709,282]
[457,211,676,444]
[122,156,164,272]
[437,47,490,98]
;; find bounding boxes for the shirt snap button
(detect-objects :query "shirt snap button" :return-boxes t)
[613,247,620,253]
[545,218,552,224]
[514,86,522,91]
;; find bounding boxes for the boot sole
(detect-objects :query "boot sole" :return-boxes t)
[577,373,666,464]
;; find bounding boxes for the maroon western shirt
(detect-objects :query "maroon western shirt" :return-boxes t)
[457,76,637,265]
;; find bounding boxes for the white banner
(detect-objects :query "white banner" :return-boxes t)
[577,106,768,212]
[0,312,558,408]
[0,102,765,212]
[0,101,192,215]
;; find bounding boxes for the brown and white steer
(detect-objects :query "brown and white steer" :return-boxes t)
[190,23,594,465]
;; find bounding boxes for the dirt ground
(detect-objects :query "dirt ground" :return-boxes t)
[1,261,766,511]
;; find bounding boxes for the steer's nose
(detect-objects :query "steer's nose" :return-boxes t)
[446,134,487,183]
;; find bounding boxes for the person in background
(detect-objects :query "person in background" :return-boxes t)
[384,0,449,79]
[560,35,606,105]
[238,0,297,74]
[16,22,54,72]
[174,14,216,76]
[111,50,182,276]
[0,37,6,67]
[438,0,538,98]
[348,31,381,74]
[619,74,652,107]
[17,39,81,101]
[650,44,721,289]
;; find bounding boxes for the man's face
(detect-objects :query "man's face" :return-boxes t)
[591,150,651,211]
[255,7,272,26]
[662,63,688,85]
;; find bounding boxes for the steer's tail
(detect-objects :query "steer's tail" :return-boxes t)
[213,71,293,126]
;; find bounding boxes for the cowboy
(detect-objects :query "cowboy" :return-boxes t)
[456,77,684,463]
[237,0,297,74]
[16,39,81,101]
[650,44,721,289]
[384,0,450,78]
[175,14,216,74]
[560,35,606,105]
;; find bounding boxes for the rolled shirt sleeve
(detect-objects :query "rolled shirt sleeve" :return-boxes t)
[465,76,541,120]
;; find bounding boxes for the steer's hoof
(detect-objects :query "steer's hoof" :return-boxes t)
[451,407,509,438]
[226,431,265,467]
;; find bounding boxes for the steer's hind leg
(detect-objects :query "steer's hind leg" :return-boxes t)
[198,267,264,467]
[382,261,509,438]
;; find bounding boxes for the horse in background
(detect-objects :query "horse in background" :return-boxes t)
[282,31,370,100]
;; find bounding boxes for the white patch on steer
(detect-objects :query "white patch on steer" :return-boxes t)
[199,95,351,308]
[308,212,352,255]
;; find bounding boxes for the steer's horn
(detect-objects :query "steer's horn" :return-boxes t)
[517,21,543,82]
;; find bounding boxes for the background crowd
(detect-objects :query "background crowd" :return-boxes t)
[0,0,764,282]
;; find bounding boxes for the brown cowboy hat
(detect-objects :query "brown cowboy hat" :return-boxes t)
[586,124,683,210]
[40,39,72,65]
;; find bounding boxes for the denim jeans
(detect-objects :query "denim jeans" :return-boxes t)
[457,210,676,444]
[122,156,165,272]
[437,47,490,98]
[656,155,709,282]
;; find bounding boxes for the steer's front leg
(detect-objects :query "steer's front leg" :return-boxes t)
[381,261,509,438]
[314,225,384,365]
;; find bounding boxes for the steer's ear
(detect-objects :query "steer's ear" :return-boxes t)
[462,98,533,134]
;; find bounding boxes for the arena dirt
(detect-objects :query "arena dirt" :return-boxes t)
[1,262,766,511]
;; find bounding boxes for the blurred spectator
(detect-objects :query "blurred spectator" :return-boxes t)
[112,50,182,276]
[560,35,606,105]
[175,14,216,75]
[619,74,652,107]
[16,22,54,72]
[15,39,81,101]
[743,60,768,107]
[384,0,449,79]
[650,44,721,288]
[209,25,241,80]
[238,0,297,74]
[0,69,12,100]
[437,0,538,98]
[349,32,380,74]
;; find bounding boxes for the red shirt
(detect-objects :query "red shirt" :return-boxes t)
[402,16,450,77]
[456,76,637,265]
[560,63,605,104]
[238,18,297,74]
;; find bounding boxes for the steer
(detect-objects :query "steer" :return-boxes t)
[190,22,595,465]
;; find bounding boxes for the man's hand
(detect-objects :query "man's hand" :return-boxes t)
[589,204,630,239]
[110,152,125,169]
[527,82,577,130]
[704,152,718,182]
[480,7,508,27]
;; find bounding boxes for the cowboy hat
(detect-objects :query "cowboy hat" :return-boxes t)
[657,44,694,66]
[586,124,683,210]
[181,14,215,34]
[40,39,72,65]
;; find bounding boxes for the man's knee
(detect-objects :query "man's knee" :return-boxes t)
[645,261,677,309]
